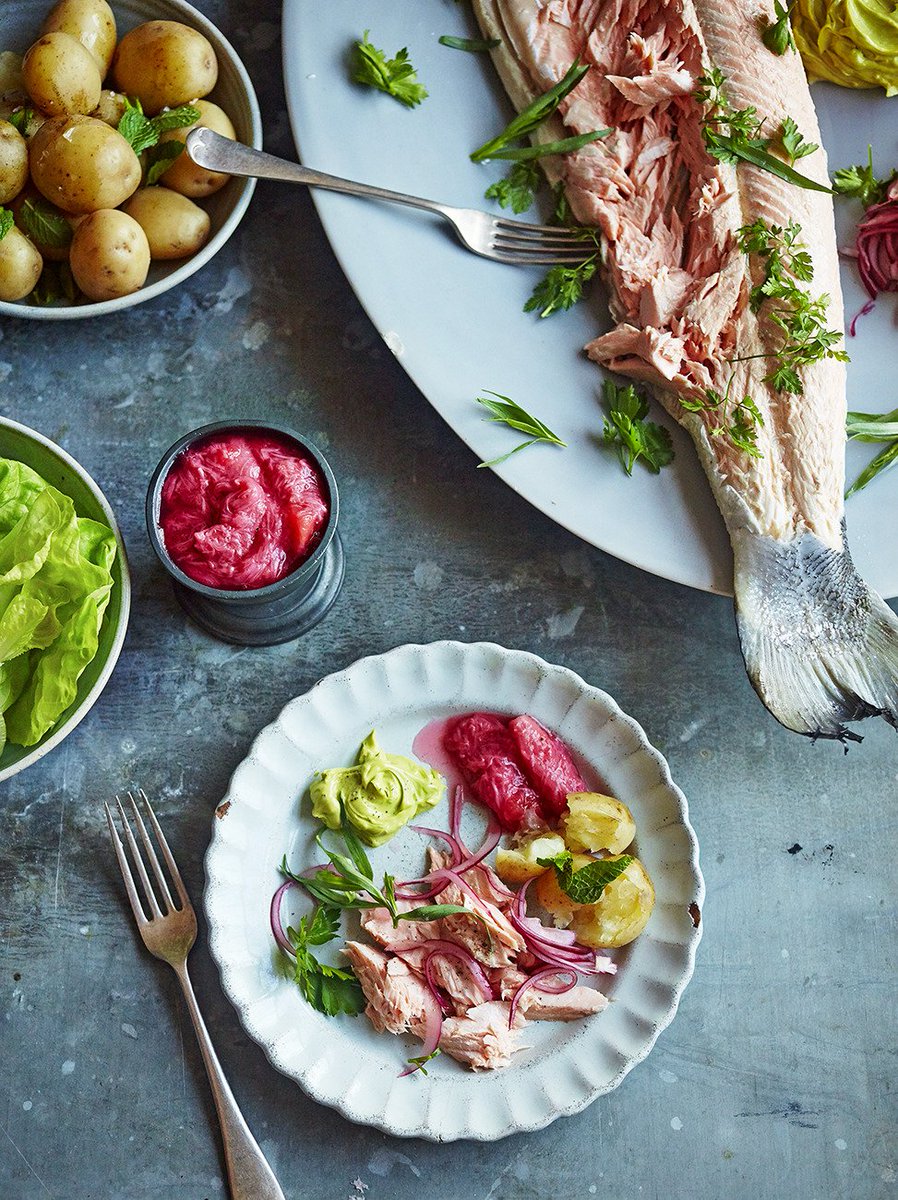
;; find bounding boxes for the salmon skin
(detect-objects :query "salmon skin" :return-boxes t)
[473,0,898,740]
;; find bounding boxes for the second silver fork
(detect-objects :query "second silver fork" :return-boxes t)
[187,126,594,266]
[105,790,285,1200]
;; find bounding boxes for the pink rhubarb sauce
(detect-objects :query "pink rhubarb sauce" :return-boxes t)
[159,430,329,590]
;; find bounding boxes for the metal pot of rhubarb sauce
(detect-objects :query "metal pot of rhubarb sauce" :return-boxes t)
[146,420,344,646]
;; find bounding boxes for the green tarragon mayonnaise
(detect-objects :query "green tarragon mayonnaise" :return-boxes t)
[310,730,444,846]
[794,0,898,96]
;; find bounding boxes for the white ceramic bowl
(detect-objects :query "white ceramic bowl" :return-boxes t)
[205,641,704,1141]
[0,417,131,782]
[0,0,262,320]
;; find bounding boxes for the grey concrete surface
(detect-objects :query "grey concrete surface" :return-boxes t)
[1,4,896,1198]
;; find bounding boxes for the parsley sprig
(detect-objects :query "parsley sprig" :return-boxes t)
[736,218,848,394]
[284,905,365,1017]
[352,31,428,108]
[471,60,609,163]
[845,407,898,497]
[475,391,567,467]
[537,850,634,904]
[601,380,674,475]
[762,0,796,55]
[832,145,897,208]
[696,68,828,193]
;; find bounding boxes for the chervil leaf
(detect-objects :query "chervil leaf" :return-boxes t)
[538,851,634,904]
[485,161,540,213]
[352,31,428,108]
[0,208,12,242]
[283,911,366,1017]
[779,116,818,166]
[832,145,895,208]
[524,256,596,318]
[601,380,674,475]
[475,390,566,467]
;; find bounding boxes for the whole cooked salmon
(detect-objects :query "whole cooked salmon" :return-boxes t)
[473,0,898,740]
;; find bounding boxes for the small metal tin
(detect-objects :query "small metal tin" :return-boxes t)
[146,421,344,646]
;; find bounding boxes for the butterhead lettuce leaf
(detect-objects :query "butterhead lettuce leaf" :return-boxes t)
[0,458,116,749]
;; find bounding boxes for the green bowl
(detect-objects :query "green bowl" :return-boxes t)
[0,418,130,781]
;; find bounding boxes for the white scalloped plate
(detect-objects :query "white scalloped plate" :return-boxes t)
[204,642,704,1141]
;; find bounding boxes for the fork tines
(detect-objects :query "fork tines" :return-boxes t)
[490,218,597,265]
[105,790,189,925]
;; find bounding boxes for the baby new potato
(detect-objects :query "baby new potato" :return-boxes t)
[0,225,43,301]
[42,0,117,77]
[563,792,636,856]
[535,853,655,948]
[123,187,210,260]
[113,20,218,114]
[157,99,234,198]
[22,31,102,117]
[30,115,140,213]
[92,89,128,127]
[495,831,567,884]
[570,858,655,949]
[0,120,29,204]
[69,208,149,299]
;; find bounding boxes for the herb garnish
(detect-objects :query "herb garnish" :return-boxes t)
[439,35,500,53]
[736,218,848,394]
[284,904,366,1017]
[471,60,609,163]
[537,850,634,904]
[696,68,829,193]
[352,31,428,108]
[845,407,898,497]
[680,380,764,459]
[778,117,818,167]
[17,197,72,250]
[475,391,567,467]
[524,256,597,318]
[283,817,468,927]
[7,108,33,135]
[762,0,796,55]
[0,209,12,242]
[117,97,200,155]
[406,1048,441,1075]
[601,380,674,475]
[485,161,540,213]
[28,261,78,307]
[833,145,897,208]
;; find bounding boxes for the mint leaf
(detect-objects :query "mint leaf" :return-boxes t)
[117,97,157,153]
[149,104,200,136]
[144,140,184,185]
[538,851,634,904]
[7,108,32,135]
[352,31,428,108]
[17,197,72,249]
[0,208,12,242]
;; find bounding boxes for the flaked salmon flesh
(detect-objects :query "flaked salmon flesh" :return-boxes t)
[473,0,898,739]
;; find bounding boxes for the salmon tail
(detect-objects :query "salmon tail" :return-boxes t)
[732,527,898,742]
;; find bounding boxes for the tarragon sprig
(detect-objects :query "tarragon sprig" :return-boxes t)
[475,391,566,467]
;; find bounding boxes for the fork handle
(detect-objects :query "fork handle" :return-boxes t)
[186,127,447,218]
[175,963,286,1200]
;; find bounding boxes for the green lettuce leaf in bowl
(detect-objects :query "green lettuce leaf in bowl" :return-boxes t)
[0,458,116,751]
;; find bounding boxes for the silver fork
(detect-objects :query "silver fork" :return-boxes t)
[187,127,593,266]
[105,790,285,1200]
